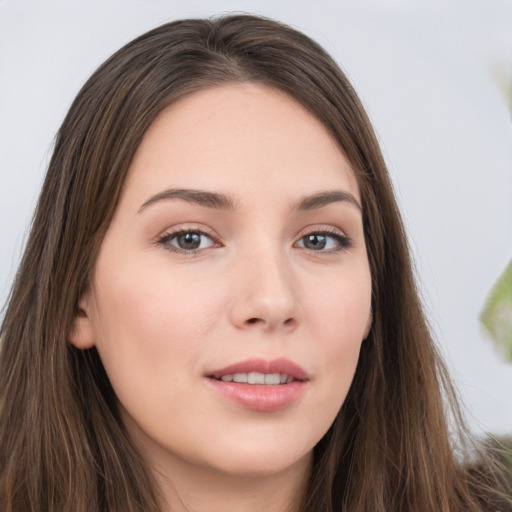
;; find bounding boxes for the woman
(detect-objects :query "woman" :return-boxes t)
[0,14,507,512]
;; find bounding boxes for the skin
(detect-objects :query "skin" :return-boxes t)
[70,83,372,512]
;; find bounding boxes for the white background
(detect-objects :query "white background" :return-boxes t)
[1,0,511,435]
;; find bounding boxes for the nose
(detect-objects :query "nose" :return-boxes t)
[229,250,302,333]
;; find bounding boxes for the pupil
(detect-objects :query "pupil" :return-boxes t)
[305,234,326,250]
[178,232,201,250]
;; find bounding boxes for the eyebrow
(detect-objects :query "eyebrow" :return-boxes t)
[138,187,361,213]
[294,190,361,212]
[138,188,237,213]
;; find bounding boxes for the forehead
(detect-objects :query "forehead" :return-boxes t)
[122,83,360,207]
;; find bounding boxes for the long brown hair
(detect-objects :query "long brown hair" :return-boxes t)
[0,14,508,512]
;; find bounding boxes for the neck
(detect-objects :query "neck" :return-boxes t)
[153,454,312,512]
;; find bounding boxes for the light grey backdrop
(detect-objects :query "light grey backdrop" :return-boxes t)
[1,0,511,434]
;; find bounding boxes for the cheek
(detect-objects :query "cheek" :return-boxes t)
[88,261,222,428]
[88,260,224,417]
[304,265,371,403]
[307,261,371,338]
[92,258,220,351]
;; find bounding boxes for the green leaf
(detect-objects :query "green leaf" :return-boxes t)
[480,259,512,362]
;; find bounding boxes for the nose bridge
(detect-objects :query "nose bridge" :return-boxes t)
[230,235,301,332]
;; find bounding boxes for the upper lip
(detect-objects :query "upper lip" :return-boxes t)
[208,357,309,381]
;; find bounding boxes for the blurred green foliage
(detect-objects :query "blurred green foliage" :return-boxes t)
[480,260,512,362]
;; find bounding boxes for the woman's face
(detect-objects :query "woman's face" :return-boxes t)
[71,83,372,479]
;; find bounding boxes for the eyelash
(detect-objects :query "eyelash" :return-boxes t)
[156,229,220,255]
[296,228,352,252]
[156,227,352,254]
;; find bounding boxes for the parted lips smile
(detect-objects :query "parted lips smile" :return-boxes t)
[206,358,309,412]
[207,357,309,383]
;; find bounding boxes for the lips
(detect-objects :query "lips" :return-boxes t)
[206,358,309,412]
[208,357,308,381]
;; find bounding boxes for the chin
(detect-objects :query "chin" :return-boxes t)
[193,431,315,478]
[204,447,313,479]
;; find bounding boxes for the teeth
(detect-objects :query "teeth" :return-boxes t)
[218,372,293,385]
[248,372,265,384]
[264,373,280,385]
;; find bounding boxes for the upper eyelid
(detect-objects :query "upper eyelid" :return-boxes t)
[295,225,348,238]
[296,229,350,242]
[158,225,346,238]
[158,223,348,235]
[157,225,218,240]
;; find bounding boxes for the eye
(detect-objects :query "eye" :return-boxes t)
[157,229,218,253]
[295,230,351,252]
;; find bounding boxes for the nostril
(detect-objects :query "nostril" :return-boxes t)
[241,315,299,331]
[245,317,296,327]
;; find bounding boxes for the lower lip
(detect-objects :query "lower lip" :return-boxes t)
[206,379,307,412]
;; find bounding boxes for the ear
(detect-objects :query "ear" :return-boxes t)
[68,293,96,350]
